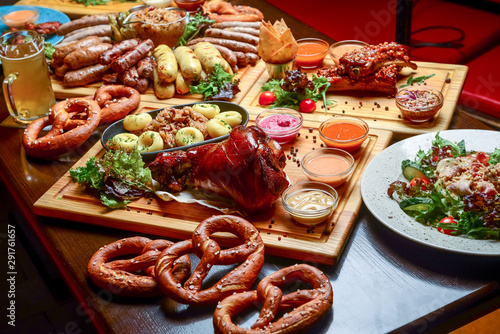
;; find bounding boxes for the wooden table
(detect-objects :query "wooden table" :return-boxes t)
[1,1,499,333]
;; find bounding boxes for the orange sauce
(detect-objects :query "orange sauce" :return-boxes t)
[296,42,327,69]
[305,156,351,187]
[4,10,36,27]
[320,121,367,152]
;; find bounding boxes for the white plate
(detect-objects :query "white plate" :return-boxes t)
[361,129,500,256]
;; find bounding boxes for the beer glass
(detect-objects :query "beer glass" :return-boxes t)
[1,30,55,125]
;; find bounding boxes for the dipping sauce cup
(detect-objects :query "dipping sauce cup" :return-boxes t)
[174,0,206,11]
[319,116,369,152]
[282,181,338,225]
[295,38,329,70]
[301,148,355,187]
[1,6,39,29]
[396,86,444,122]
[255,108,303,145]
[0,30,55,125]
[329,40,368,65]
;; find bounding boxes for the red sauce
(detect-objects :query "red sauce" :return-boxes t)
[320,121,367,152]
[174,0,205,11]
[295,42,328,69]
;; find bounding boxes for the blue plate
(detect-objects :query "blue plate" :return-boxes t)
[0,5,70,46]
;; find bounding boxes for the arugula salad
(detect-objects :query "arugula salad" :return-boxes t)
[388,133,500,239]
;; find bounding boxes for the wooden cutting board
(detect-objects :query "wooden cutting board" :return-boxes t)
[15,0,140,18]
[33,123,392,265]
[241,59,468,138]
[51,61,265,107]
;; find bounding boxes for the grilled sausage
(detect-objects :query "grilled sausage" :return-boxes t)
[112,39,154,73]
[63,64,111,87]
[99,38,140,65]
[173,46,202,81]
[193,42,233,74]
[154,45,178,83]
[136,56,156,78]
[64,43,112,69]
[56,14,112,36]
[187,37,257,54]
[205,28,259,46]
[51,36,101,67]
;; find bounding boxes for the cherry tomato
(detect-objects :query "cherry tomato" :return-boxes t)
[299,99,316,113]
[259,91,276,105]
[409,177,430,190]
[437,216,457,235]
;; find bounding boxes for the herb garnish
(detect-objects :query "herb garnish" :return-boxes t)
[400,74,436,88]
[261,70,335,113]
[190,63,240,101]
[69,149,153,209]
[178,12,215,46]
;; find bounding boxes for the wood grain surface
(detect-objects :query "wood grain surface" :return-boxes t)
[1,0,499,333]
[51,61,266,107]
[34,124,392,265]
[242,59,468,137]
[15,0,140,18]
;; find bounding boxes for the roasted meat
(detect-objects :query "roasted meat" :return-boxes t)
[149,125,289,213]
[318,42,417,95]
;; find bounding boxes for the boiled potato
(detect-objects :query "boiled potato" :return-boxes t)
[137,131,164,152]
[214,111,242,128]
[108,133,139,153]
[123,113,153,132]
[175,127,205,147]
[192,103,220,119]
[207,118,232,138]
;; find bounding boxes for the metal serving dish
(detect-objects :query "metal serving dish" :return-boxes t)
[100,101,249,161]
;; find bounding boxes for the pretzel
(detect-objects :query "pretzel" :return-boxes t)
[23,97,101,159]
[94,85,141,125]
[155,215,265,305]
[213,264,333,333]
[87,237,191,297]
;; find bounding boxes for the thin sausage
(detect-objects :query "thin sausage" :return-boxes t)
[119,66,139,87]
[56,14,111,36]
[63,64,111,87]
[223,27,260,36]
[187,37,257,54]
[213,21,261,29]
[205,28,259,46]
[58,25,112,45]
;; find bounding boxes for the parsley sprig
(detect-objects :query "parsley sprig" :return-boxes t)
[261,70,335,114]
[400,74,436,88]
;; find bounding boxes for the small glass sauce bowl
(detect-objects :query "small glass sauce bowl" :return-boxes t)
[396,86,444,122]
[282,181,338,225]
[255,108,303,145]
[174,0,206,11]
[301,148,355,187]
[1,6,39,29]
[328,40,367,65]
[295,38,329,70]
[319,116,369,152]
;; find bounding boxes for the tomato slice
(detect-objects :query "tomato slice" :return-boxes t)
[259,91,276,105]
[409,177,430,190]
[437,216,457,235]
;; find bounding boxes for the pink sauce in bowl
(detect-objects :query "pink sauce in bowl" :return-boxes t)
[255,108,303,145]
[301,148,355,187]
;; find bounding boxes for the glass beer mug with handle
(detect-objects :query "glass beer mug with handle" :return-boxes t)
[0,30,55,125]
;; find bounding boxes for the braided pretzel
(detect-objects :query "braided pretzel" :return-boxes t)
[213,264,333,333]
[22,97,101,159]
[94,85,141,125]
[87,237,191,297]
[155,215,265,305]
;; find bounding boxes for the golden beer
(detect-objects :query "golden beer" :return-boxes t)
[1,30,55,125]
